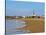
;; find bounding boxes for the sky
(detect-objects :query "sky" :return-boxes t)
[6,0,45,16]
[7,0,44,2]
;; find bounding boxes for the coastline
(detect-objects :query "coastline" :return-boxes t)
[16,18,45,33]
[6,17,45,33]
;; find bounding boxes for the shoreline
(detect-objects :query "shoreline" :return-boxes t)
[6,18,45,33]
[16,18,45,33]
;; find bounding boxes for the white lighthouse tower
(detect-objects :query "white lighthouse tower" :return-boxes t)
[32,10,37,18]
[32,10,37,16]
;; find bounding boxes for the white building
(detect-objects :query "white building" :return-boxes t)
[22,16,25,18]
[16,16,19,18]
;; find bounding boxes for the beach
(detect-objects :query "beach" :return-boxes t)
[16,18,45,33]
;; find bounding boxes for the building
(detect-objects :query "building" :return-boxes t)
[22,16,25,18]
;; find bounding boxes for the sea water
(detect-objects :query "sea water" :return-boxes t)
[6,19,31,35]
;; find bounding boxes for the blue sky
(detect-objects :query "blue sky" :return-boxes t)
[6,0,45,16]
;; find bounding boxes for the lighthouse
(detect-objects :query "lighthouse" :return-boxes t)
[32,10,37,18]
[32,11,37,16]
